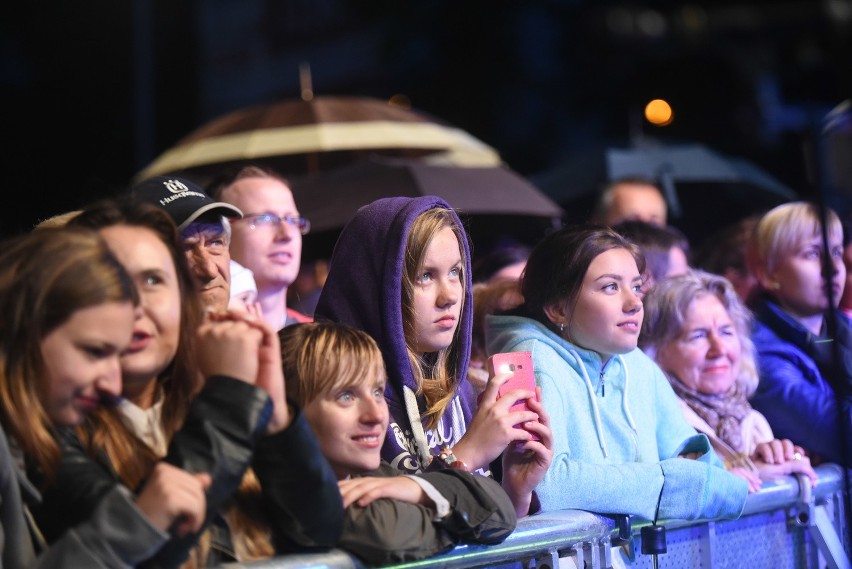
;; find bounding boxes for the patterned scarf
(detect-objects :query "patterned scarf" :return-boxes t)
[669,378,752,453]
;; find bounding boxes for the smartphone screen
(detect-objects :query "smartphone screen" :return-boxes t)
[486,351,540,440]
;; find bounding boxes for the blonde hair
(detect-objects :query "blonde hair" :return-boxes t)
[33,210,82,229]
[750,201,843,278]
[401,208,468,430]
[280,322,386,407]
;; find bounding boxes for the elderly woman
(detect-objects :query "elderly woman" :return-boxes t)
[641,269,817,492]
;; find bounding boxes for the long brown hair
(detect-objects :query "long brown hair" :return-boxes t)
[68,198,204,486]
[0,227,137,481]
[69,197,274,564]
[401,207,468,429]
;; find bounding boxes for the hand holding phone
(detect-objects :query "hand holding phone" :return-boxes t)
[487,351,540,440]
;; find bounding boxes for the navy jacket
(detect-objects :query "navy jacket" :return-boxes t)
[749,294,852,466]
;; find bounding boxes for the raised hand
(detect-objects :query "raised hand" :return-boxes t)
[134,462,211,536]
[453,371,541,471]
[338,476,427,509]
[196,310,263,384]
[202,307,290,432]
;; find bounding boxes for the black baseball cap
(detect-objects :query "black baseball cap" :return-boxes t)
[132,175,243,230]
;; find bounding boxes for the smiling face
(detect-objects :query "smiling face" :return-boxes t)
[40,301,136,425]
[656,293,742,395]
[410,226,464,355]
[223,177,303,295]
[99,225,182,402]
[302,374,389,479]
[553,248,643,360]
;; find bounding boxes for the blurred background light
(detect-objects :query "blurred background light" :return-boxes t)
[645,99,674,126]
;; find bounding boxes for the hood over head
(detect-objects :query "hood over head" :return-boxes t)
[315,196,473,402]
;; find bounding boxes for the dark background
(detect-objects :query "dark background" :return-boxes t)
[2,1,850,250]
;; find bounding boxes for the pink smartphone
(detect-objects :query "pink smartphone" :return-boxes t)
[486,351,540,440]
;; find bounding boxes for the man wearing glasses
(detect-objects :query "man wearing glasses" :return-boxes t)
[208,165,312,330]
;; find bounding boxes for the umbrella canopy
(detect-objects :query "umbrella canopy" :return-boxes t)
[291,157,564,261]
[136,95,501,184]
[291,156,563,233]
[533,141,799,247]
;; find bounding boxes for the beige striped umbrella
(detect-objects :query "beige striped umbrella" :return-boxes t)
[135,95,501,184]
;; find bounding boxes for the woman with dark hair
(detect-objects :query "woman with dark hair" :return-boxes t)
[486,224,747,524]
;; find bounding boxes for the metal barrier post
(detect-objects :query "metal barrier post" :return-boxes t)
[812,505,852,569]
[530,549,560,569]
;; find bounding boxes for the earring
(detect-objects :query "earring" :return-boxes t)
[771,281,781,290]
[560,322,565,333]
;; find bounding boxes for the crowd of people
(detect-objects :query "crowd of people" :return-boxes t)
[1,164,849,568]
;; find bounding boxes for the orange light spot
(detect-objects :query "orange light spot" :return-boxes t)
[645,99,674,126]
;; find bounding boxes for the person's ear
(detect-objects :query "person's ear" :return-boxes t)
[756,269,780,291]
[544,302,569,330]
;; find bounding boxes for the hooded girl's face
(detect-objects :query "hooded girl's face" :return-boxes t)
[410,226,463,356]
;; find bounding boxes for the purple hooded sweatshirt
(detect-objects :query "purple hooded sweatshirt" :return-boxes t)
[314,196,477,474]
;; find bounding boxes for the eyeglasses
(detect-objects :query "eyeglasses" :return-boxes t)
[241,213,311,235]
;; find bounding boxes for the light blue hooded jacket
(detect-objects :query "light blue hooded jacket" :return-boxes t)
[486,313,748,522]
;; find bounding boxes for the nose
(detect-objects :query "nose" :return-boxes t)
[436,280,460,308]
[361,396,388,425]
[830,253,844,276]
[706,333,725,358]
[274,219,295,241]
[95,357,123,399]
[623,288,642,314]
[188,247,217,281]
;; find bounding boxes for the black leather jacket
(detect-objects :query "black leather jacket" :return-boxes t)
[31,375,343,568]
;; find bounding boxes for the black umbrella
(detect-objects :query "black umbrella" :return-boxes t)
[291,156,564,260]
[533,141,799,246]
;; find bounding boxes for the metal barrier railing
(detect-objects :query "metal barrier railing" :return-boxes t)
[218,463,850,569]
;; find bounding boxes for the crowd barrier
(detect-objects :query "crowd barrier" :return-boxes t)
[218,463,851,569]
